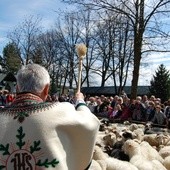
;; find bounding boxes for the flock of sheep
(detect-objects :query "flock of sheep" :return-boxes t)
[89,119,170,170]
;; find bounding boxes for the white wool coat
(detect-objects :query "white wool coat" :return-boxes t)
[0,101,100,170]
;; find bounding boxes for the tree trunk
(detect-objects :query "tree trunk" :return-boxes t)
[131,33,142,99]
[131,0,144,100]
[131,51,141,99]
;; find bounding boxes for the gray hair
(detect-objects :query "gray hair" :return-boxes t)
[17,64,50,93]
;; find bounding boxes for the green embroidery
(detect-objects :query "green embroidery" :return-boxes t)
[36,159,59,168]
[14,112,29,123]
[0,126,59,169]
[30,140,41,154]
[75,103,87,110]
[16,126,25,149]
[2,101,56,123]
[0,144,10,155]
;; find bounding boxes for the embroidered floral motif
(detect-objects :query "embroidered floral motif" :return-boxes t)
[0,93,57,123]
[0,126,59,169]
[13,111,29,123]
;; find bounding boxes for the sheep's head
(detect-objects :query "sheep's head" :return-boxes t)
[145,122,152,129]
[156,134,170,145]
[143,134,159,147]
[123,121,131,125]
[112,130,122,141]
[122,131,134,140]
[103,133,116,147]
[93,145,108,160]
[122,139,140,157]
[129,123,138,131]
[100,118,110,126]
[99,124,106,131]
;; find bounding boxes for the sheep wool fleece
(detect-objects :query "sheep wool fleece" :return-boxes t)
[0,93,100,170]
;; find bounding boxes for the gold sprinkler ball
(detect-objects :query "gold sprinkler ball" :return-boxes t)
[76,43,87,60]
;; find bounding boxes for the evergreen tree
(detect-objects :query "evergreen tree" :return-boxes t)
[149,64,170,103]
[1,42,22,73]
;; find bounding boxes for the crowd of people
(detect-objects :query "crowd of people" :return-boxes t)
[35,91,170,127]
[0,89,15,107]
[85,94,170,127]
[2,88,170,127]
[44,92,170,127]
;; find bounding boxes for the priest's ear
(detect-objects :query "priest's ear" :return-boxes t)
[44,84,50,96]
[41,84,50,101]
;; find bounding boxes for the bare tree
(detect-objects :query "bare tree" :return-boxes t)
[85,10,133,94]
[34,30,60,69]
[113,15,133,95]
[62,0,170,99]
[75,8,101,87]
[54,12,81,89]
[7,15,42,65]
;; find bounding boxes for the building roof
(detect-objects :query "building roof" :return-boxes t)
[3,72,16,82]
[0,72,17,82]
[0,74,7,82]
[81,86,150,96]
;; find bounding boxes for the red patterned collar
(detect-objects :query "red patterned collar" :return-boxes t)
[11,93,43,106]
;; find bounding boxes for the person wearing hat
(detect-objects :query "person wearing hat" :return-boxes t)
[0,63,100,170]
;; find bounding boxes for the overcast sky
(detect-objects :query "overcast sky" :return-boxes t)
[0,0,170,86]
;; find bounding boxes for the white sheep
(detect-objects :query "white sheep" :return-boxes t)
[123,121,131,125]
[104,124,118,134]
[137,124,145,130]
[89,159,106,170]
[159,145,170,159]
[103,133,117,147]
[129,123,138,131]
[104,157,138,170]
[133,128,144,142]
[123,139,141,157]
[143,134,159,147]
[123,139,166,170]
[96,131,107,148]
[129,154,161,170]
[166,140,170,146]
[151,160,168,170]
[140,141,164,163]
[163,155,170,170]
[156,134,170,146]
[93,145,138,170]
[93,145,109,160]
